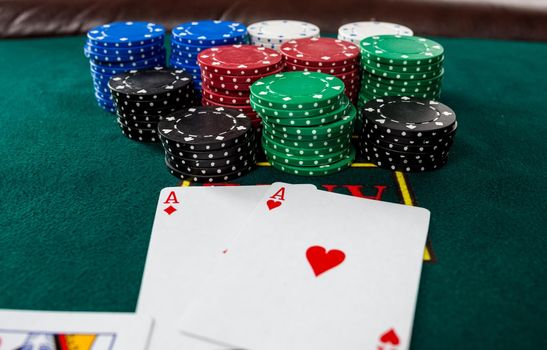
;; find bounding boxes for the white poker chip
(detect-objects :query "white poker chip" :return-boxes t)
[337,21,413,44]
[247,20,320,43]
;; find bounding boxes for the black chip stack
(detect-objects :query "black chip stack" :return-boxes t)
[158,106,257,182]
[359,96,457,172]
[108,67,195,142]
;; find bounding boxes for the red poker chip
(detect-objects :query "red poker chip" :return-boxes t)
[209,87,249,97]
[202,66,283,84]
[334,69,360,80]
[284,61,359,75]
[202,77,252,91]
[202,87,251,105]
[198,45,283,75]
[280,38,360,67]
[201,97,254,113]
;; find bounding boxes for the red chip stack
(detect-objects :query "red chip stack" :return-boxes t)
[280,37,360,105]
[197,45,284,131]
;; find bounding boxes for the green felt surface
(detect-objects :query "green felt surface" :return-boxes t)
[0,35,546,349]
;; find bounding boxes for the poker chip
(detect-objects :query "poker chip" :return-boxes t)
[250,72,354,176]
[169,20,247,95]
[158,106,257,181]
[87,22,166,48]
[357,35,445,110]
[279,39,360,105]
[84,21,167,113]
[108,68,196,142]
[357,96,457,172]
[337,21,413,45]
[172,20,247,45]
[247,20,320,50]
[280,38,360,67]
[197,45,282,127]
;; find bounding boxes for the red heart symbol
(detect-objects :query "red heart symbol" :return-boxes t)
[306,245,345,277]
[380,328,400,345]
[266,199,282,210]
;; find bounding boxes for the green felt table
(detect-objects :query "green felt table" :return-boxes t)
[0,35,546,349]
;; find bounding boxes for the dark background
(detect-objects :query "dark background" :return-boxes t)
[1,0,547,40]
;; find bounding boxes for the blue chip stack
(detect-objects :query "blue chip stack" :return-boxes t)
[85,21,167,113]
[169,20,248,99]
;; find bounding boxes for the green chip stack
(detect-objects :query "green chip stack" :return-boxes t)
[250,71,356,176]
[358,35,445,111]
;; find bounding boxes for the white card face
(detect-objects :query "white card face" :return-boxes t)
[0,309,151,350]
[178,183,430,350]
[138,184,316,350]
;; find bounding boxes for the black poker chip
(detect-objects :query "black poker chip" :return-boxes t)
[113,90,195,109]
[108,67,193,97]
[164,147,257,168]
[359,133,454,153]
[110,84,194,102]
[166,153,256,176]
[117,111,168,122]
[120,127,159,143]
[361,96,457,137]
[117,117,159,130]
[361,120,457,146]
[164,157,255,183]
[359,140,449,162]
[117,103,180,116]
[158,106,253,151]
[362,152,448,172]
[161,134,256,160]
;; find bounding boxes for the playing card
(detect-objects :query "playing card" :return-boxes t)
[178,182,430,350]
[137,184,315,350]
[0,309,151,349]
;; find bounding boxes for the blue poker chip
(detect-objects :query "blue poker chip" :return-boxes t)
[85,40,164,56]
[169,58,198,67]
[172,20,247,45]
[89,53,166,70]
[95,90,114,102]
[169,50,200,60]
[90,56,166,75]
[167,62,201,75]
[87,21,166,48]
[84,45,164,62]
[170,40,210,53]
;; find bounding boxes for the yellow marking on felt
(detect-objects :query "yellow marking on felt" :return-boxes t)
[351,162,376,167]
[181,181,192,187]
[394,171,431,261]
[64,334,96,350]
[256,162,271,167]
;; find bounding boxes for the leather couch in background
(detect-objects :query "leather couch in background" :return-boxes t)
[1,0,546,41]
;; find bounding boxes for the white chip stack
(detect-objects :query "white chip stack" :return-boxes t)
[337,21,414,44]
[248,20,320,51]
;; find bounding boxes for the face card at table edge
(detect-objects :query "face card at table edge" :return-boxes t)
[137,184,316,350]
[0,309,151,350]
[177,183,431,350]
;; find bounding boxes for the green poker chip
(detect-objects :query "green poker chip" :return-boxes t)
[362,64,443,80]
[263,141,352,167]
[361,84,441,99]
[268,147,356,176]
[362,57,444,73]
[250,71,346,109]
[363,70,443,87]
[262,132,351,157]
[360,35,444,65]
[263,128,352,149]
[250,94,344,118]
[263,105,356,138]
[258,98,351,126]
[362,77,441,94]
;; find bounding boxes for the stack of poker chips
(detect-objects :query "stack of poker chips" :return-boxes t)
[250,71,356,176]
[158,106,257,182]
[108,67,195,142]
[359,96,457,172]
[169,20,248,98]
[337,21,413,45]
[84,21,166,113]
[358,35,444,110]
[247,20,320,51]
[198,44,284,131]
[280,37,361,105]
